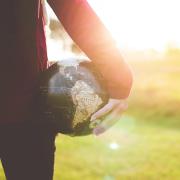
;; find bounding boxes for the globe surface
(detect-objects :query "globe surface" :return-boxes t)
[38,58,109,136]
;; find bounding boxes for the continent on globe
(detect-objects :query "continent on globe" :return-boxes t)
[38,58,109,136]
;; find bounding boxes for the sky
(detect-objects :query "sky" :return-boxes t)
[87,0,180,51]
[46,0,180,54]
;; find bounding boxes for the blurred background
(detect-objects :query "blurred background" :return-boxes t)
[1,0,180,179]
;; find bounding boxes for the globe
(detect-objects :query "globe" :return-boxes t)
[38,58,109,136]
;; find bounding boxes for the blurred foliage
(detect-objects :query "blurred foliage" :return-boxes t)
[49,19,83,54]
[128,59,180,126]
[165,43,180,60]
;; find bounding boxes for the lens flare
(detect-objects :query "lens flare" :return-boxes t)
[109,142,120,150]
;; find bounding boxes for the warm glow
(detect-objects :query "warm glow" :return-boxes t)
[88,0,180,51]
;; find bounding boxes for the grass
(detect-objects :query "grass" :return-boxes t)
[52,118,180,180]
[1,59,180,180]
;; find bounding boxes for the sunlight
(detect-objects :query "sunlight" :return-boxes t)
[109,142,120,150]
[88,0,180,51]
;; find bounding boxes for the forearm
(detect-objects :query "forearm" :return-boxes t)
[47,0,133,98]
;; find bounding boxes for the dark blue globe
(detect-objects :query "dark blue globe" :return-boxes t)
[38,58,109,136]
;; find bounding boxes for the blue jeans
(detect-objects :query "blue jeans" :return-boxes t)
[0,122,57,180]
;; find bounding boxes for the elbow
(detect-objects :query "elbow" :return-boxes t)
[106,65,133,99]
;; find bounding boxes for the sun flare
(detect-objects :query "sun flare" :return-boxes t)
[46,0,180,61]
[88,0,180,51]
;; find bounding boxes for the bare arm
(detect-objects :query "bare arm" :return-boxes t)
[47,0,133,135]
[47,0,133,99]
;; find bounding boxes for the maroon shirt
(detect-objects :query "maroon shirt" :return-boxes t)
[0,0,132,123]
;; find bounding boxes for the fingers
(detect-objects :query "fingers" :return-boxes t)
[93,111,121,136]
[91,99,128,122]
[91,99,128,136]
[90,103,114,121]
[115,101,128,113]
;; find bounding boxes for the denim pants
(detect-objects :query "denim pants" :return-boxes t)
[0,121,57,180]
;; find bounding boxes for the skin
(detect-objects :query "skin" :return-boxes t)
[90,99,128,136]
[45,0,133,135]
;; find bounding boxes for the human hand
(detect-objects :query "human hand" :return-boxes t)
[90,99,128,136]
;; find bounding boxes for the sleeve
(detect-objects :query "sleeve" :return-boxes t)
[47,0,133,99]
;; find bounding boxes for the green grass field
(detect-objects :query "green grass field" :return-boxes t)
[1,59,180,180]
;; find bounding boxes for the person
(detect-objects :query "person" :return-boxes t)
[0,0,133,179]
